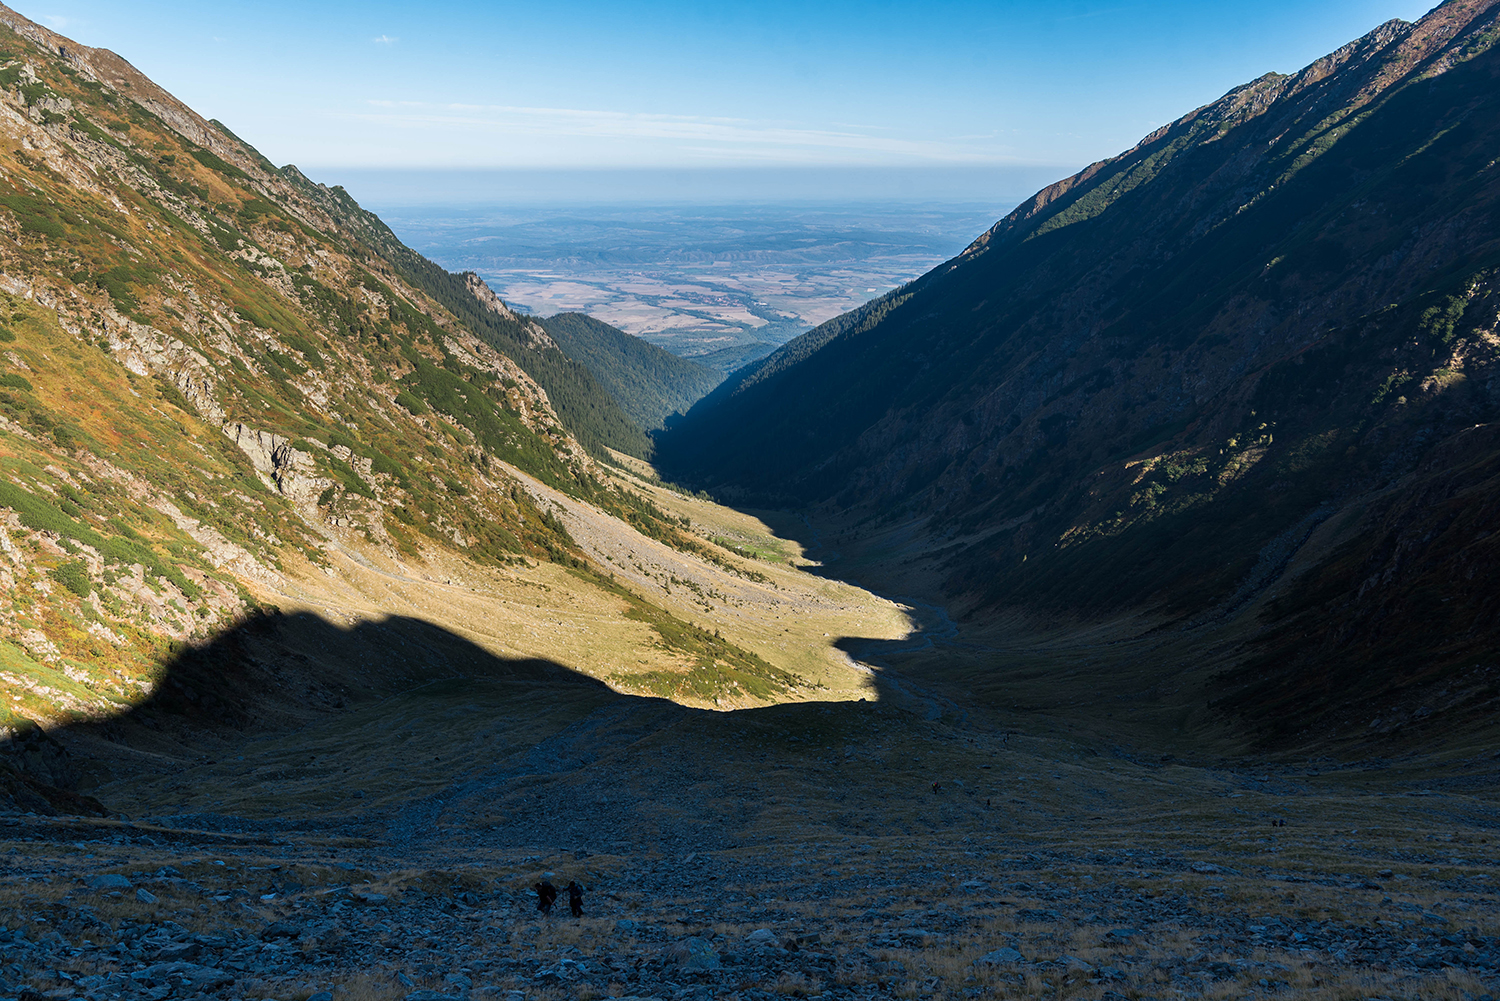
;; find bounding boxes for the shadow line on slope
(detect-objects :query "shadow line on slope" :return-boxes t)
[0,607,925,822]
[0,610,602,814]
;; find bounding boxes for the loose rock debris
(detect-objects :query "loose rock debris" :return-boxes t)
[1,817,1496,1001]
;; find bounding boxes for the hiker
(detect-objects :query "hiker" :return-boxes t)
[568,881,584,918]
[534,879,558,914]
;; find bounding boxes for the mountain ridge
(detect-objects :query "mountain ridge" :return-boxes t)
[274,168,654,459]
[539,311,722,432]
[657,0,1500,746]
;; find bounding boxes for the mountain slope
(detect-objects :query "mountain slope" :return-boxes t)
[275,176,654,459]
[538,312,722,431]
[0,3,821,733]
[657,0,1500,744]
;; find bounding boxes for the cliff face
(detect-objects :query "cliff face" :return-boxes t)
[657,0,1500,742]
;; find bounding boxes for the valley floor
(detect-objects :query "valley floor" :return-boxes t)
[3,683,1498,1001]
[214,454,909,716]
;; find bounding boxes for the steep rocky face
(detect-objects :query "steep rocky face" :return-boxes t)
[658,0,1500,742]
[1215,422,1500,743]
[462,272,557,351]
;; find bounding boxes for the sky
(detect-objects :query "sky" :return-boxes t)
[17,0,1438,201]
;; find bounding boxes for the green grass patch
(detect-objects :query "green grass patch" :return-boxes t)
[400,356,583,492]
[394,389,427,415]
[580,569,806,702]
[0,192,73,240]
[188,146,248,180]
[91,263,158,316]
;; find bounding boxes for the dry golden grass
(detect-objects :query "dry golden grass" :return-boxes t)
[312,971,406,1001]
[557,457,912,698]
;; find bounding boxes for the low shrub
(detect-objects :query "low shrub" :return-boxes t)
[49,559,91,597]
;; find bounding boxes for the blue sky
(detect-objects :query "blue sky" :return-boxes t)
[22,1,1436,182]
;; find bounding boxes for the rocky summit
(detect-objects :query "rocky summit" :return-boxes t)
[0,3,1498,1001]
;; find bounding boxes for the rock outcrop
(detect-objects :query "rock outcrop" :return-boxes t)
[221,424,330,506]
[464,271,557,351]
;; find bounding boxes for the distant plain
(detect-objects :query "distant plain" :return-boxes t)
[371,202,1009,370]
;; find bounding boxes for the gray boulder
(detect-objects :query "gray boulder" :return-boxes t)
[154,942,201,962]
[89,874,132,890]
[131,962,234,991]
[665,937,721,971]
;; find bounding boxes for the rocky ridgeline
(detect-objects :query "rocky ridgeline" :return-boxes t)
[0,814,1496,1001]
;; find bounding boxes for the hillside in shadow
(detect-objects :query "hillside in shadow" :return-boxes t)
[0,608,930,820]
[0,610,612,816]
[654,1,1500,752]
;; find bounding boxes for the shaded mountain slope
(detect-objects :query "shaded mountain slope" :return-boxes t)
[1216,422,1500,742]
[538,312,722,431]
[657,0,1500,743]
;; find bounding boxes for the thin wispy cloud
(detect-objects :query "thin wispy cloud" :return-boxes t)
[1054,2,1144,21]
[350,100,1019,164]
[372,35,398,45]
[40,14,71,29]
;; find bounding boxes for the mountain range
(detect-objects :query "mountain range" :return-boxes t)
[0,8,1495,1000]
[0,0,1496,770]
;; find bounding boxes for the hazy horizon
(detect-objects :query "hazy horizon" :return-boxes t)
[367,197,1007,371]
[19,0,1437,180]
[305,165,1071,211]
